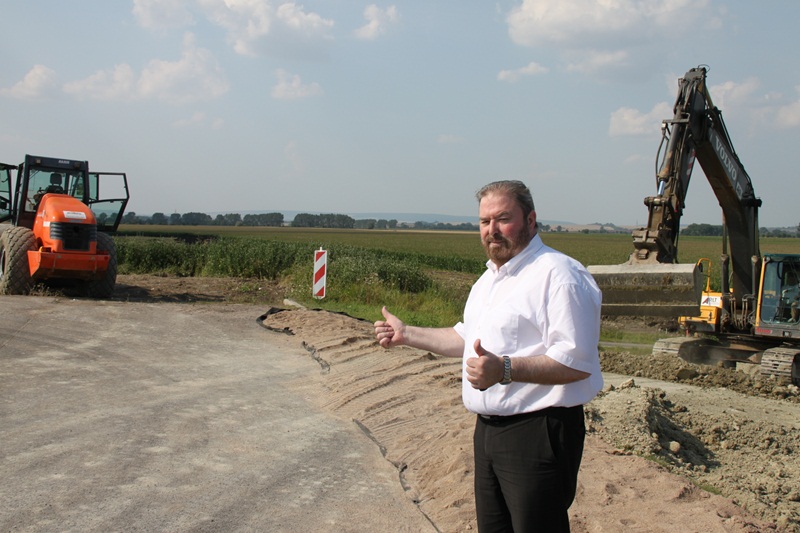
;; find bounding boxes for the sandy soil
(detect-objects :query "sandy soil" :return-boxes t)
[113,275,800,532]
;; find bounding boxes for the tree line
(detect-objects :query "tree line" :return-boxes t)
[118,212,798,236]
[683,223,799,238]
[119,211,483,231]
[121,211,285,227]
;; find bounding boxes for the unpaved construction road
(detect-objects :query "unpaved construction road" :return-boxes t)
[0,296,435,532]
[2,274,800,532]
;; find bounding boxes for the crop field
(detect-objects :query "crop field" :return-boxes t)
[116,225,800,327]
[119,224,800,269]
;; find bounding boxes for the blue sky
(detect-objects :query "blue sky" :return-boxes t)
[1,1,799,227]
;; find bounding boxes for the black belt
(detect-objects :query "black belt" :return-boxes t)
[477,405,581,425]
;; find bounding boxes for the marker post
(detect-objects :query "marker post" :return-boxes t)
[313,248,327,299]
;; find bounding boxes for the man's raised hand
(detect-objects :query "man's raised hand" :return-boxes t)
[374,306,405,348]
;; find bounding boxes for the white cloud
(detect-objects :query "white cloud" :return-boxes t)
[506,0,719,76]
[133,0,194,30]
[497,61,548,82]
[62,64,139,101]
[198,0,333,56]
[63,33,229,104]
[709,77,760,110]
[507,0,714,47]
[198,0,275,56]
[132,1,335,59]
[277,3,334,34]
[354,4,399,40]
[776,100,800,129]
[609,101,672,136]
[271,69,323,100]
[0,65,58,100]
[621,74,799,135]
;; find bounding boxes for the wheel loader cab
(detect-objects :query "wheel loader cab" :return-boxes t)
[26,169,83,210]
[31,172,67,207]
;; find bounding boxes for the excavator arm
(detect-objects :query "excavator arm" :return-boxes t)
[631,67,706,264]
[590,66,761,316]
[635,66,761,300]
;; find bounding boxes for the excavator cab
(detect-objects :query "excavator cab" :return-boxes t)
[758,255,800,325]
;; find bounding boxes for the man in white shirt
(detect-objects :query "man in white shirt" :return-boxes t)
[374,180,602,532]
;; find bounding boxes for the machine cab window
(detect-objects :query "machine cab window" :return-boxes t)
[760,257,800,323]
[23,169,83,212]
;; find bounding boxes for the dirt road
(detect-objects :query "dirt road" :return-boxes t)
[5,274,798,531]
[0,297,435,532]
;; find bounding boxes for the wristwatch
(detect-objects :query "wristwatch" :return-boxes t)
[500,355,512,385]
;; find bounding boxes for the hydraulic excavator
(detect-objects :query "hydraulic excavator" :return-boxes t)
[588,66,799,385]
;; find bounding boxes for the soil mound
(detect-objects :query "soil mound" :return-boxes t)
[262,307,795,532]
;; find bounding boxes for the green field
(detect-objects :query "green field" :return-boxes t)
[116,225,800,328]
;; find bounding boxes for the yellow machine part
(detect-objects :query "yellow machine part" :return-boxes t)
[679,291,724,333]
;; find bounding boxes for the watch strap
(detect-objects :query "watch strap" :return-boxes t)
[500,355,512,385]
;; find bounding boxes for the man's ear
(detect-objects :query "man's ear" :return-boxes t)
[528,210,537,230]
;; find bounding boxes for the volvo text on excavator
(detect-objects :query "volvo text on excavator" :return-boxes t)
[588,66,799,385]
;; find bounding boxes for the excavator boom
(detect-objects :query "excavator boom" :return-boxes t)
[590,66,760,318]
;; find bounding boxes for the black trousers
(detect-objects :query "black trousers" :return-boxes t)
[473,405,585,533]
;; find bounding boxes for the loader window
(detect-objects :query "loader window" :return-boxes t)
[24,169,86,211]
[68,175,86,199]
[87,172,129,233]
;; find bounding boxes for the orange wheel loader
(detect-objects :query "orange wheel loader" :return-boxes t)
[0,154,128,297]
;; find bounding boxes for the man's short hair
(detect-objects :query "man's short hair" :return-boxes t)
[476,180,535,218]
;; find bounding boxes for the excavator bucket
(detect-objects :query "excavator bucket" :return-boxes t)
[587,262,702,317]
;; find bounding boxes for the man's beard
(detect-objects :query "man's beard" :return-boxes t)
[482,224,532,265]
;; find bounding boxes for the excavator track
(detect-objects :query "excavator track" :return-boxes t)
[653,337,699,358]
[652,336,732,366]
[760,347,800,385]
[653,335,764,367]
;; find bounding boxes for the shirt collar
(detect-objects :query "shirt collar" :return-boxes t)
[486,233,543,276]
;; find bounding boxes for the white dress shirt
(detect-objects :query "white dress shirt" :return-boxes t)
[454,233,603,415]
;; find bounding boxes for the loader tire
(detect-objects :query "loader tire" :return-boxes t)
[0,226,36,295]
[83,232,117,298]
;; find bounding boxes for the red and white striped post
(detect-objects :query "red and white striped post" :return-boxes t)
[313,248,327,299]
